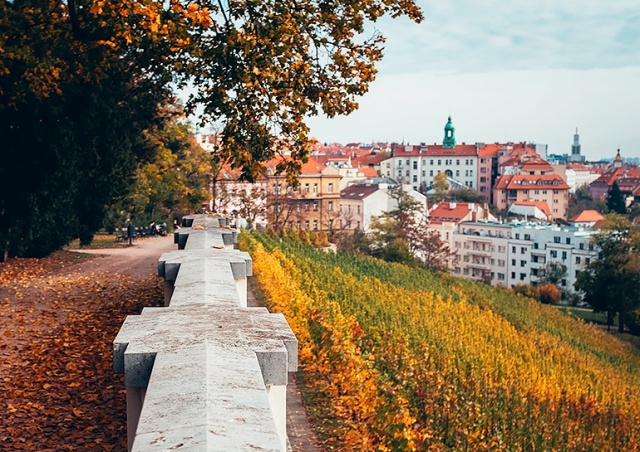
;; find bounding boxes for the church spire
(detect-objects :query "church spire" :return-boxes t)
[442,116,456,148]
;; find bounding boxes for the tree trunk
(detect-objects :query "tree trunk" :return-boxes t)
[618,311,625,334]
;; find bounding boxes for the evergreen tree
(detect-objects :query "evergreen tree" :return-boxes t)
[607,181,627,214]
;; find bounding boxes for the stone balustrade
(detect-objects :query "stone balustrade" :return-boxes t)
[114,215,298,451]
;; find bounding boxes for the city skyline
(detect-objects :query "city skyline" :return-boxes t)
[306,1,640,161]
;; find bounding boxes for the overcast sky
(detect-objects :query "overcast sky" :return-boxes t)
[306,0,640,161]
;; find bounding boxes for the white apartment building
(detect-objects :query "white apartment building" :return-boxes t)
[380,145,479,192]
[340,182,427,232]
[452,220,598,293]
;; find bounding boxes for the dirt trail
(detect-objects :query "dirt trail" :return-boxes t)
[71,235,175,278]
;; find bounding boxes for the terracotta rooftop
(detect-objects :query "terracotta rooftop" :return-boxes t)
[569,210,605,223]
[358,167,378,178]
[340,184,379,200]
[477,143,502,157]
[393,144,478,157]
[427,202,475,225]
[352,153,388,166]
[494,174,570,190]
[512,200,552,217]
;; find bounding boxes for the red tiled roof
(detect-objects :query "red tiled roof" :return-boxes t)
[494,174,570,190]
[352,153,388,166]
[340,184,379,199]
[521,162,553,172]
[477,143,501,157]
[569,210,605,223]
[358,167,378,177]
[394,144,478,157]
[427,202,475,225]
[512,201,551,217]
[300,158,327,174]
[264,156,327,175]
[593,168,624,186]
[314,154,350,164]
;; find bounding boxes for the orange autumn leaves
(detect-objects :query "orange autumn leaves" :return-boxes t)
[241,232,640,451]
[0,253,163,451]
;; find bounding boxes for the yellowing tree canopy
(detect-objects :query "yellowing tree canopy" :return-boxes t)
[0,0,422,258]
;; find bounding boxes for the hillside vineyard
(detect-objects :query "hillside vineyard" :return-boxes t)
[240,231,640,451]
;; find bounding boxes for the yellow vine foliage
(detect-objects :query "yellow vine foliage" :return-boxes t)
[240,233,640,451]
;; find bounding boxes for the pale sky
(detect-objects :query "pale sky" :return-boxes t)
[306,0,640,161]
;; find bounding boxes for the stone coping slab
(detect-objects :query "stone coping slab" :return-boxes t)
[130,343,282,452]
[114,305,298,388]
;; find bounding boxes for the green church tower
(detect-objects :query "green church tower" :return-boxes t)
[443,116,456,148]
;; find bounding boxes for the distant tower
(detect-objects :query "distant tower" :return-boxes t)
[613,149,623,168]
[442,116,456,149]
[568,128,585,162]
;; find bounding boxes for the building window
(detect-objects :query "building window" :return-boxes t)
[356,205,361,214]
[520,260,526,267]
[511,272,516,279]
[430,170,434,176]
[328,201,333,211]
[328,183,334,193]
[511,259,516,266]
[412,175,418,182]
[430,159,434,165]
[562,251,567,260]
[313,220,318,230]
[576,256,581,264]
[586,258,591,264]
[551,250,558,258]
[304,183,309,193]
[305,220,310,230]
[313,183,318,193]
[520,273,526,281]
[413,161,418,169]
[313,202,318,211]
[565,237,571,244]
[554,236,560,243]
[406,170,410,176]
[521,247,526,254]
[512,246,516,253]
[498,273,505,280]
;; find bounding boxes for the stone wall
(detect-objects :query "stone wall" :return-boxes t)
[113,215,298,451]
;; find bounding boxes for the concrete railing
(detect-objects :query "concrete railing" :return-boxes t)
[114,215,298,451]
